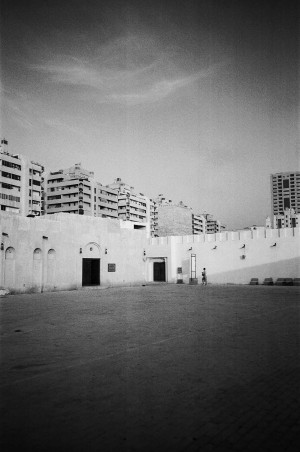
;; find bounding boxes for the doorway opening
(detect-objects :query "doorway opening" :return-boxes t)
[153,261,166,282]
[82,258,100,286]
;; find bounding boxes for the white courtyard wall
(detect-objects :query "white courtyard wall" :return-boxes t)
[0,213,147,293]
[1,212,300,292]
[146,228,300,285]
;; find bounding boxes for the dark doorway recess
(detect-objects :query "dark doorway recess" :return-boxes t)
[153,262,166,282]
[82,258,100,286]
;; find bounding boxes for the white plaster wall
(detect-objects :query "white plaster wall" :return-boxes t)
[147,228,300,284]
[1,211,299,292]
[0,212,148,293]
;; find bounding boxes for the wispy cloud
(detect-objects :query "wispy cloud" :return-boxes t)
[30,34,227,105]
[4,93,36,130]
[42,117,87,136]
[108,71,210,105]
[3,88,86,136]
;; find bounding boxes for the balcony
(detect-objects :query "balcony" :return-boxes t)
[98,200,117,209]
[47,204,78,213]
[0,173,21,186]
[46,198,63,205]
[1,165,21,177]
[0,198,20,208]
[98,191,118,202]
[47,186,79,196]
[98,207,118,218]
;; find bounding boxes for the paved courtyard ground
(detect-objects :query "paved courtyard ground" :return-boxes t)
[0,284,299,452]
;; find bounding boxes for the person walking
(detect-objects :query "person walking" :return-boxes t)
[202,268,207,285]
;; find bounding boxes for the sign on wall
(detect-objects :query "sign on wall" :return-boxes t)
[177,267,182,274]
[108,263,116,272]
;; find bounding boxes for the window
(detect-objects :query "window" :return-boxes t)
[1,171,21,181]
[32,180,41,186]
[47,195,61,200]
[283,179,289,188]
[284,198,290,209]
[2,160,21,170]
[0,193,20,202]
[2,182,15,190]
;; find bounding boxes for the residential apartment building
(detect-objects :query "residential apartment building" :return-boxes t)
[154,195,222,236]
[0,140,43,216]
[273,208,299,229]
[192,213,206,234]
[107,177,152,226]
[193,213,222,234]
[43,163,118,219]
[203,213,221,234]
[271,172,300,216]
[1,138,223,237]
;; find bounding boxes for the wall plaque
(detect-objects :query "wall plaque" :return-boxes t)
[108,263,116,272]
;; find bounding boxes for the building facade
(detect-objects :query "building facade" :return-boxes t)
[273,208,300,229]
[1,211,299,293]
[0,212,147,293]
[43,163,118,220]
[1,141,223,237]
[107,178,153,234]
[203,213,221,234]
[0,141,43,216]
[192,213,206,234]
[271,171,300,216]
[154,195,221,236]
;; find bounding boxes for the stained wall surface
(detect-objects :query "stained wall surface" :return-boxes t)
[156,205,193,237]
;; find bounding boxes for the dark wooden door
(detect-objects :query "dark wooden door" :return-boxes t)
[153,262,165,282]
[82,258,100,286]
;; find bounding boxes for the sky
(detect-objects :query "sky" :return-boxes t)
[0,0,299,229]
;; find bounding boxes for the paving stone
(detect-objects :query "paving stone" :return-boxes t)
[0,285,299,451]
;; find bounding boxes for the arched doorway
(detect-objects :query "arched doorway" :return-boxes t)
[81,242,101,286]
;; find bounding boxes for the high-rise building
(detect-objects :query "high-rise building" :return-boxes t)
[270,171,300,216]
[43,163,118,219]
[107,177,152,226]
[0,140,44,216]
[192,213,207,234]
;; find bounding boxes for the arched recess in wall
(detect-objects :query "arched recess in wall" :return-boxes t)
[32,248,42,291]
[4,247,16,288]
[47,249,56,285]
